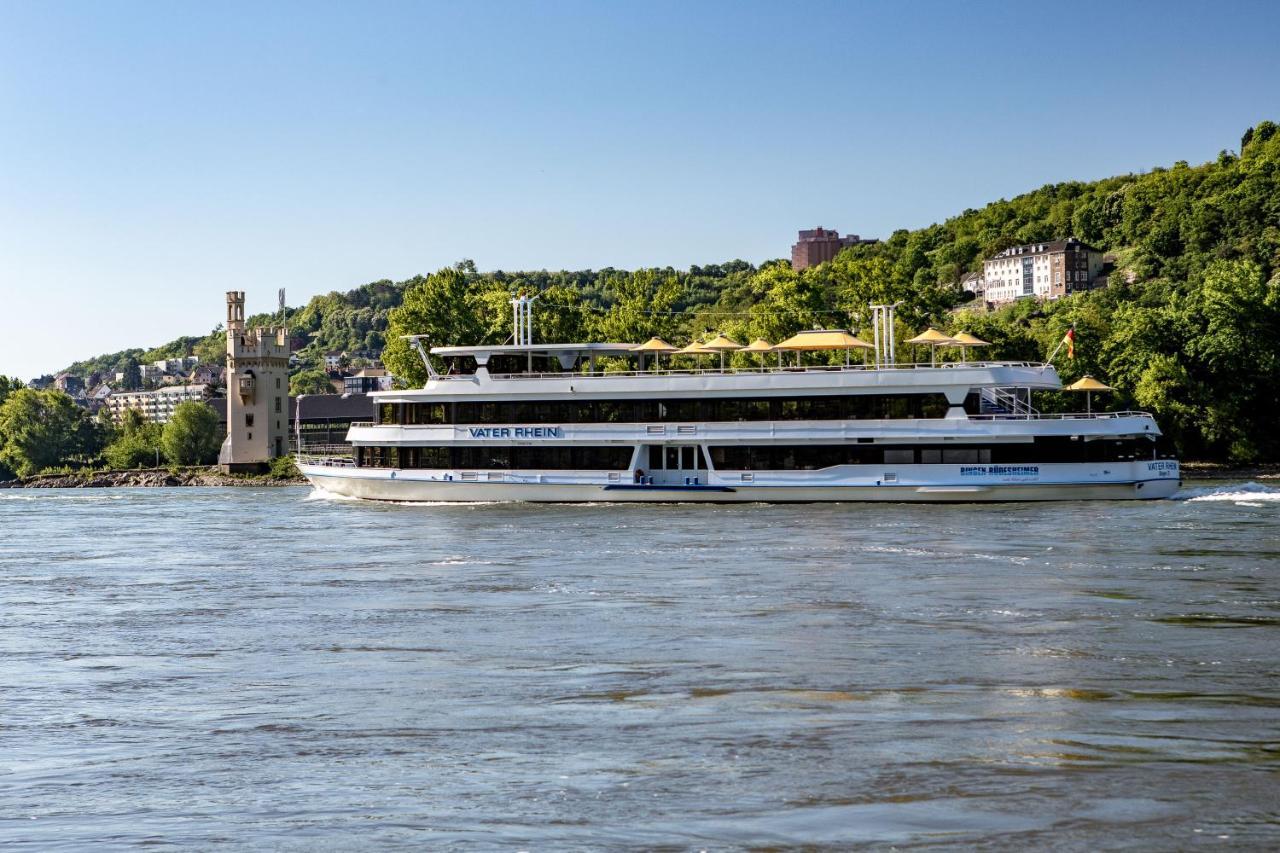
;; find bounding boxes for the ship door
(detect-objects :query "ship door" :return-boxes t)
[649,445,707,486]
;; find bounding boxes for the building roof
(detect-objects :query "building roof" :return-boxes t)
[107,384,209,400]
[206,393,374,425]
[989,237,1102,259]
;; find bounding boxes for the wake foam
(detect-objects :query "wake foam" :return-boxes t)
[1172,481,1280,503]
[302,487,363,502]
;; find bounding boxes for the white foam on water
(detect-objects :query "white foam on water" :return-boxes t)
[0,492,126,501]
[1172,481,1280,503]
[302,488,502,506]
[302,487,363,503]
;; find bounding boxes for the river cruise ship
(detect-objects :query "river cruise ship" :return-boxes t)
[297,303,1180,502]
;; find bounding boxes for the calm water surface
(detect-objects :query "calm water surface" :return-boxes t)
[1,483,1278,849]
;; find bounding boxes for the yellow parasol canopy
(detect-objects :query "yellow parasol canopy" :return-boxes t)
[906,328,957,345]
[631,337,677,372]
[701,333,744,351]
[1064,375,1112,392]
[632,333,680,350]
[631,337,677,352]
[1064,375,1112,413]
[674,342,714,354]
[773,329,874,351]
[949,331,990,347]
[742,338,775,352]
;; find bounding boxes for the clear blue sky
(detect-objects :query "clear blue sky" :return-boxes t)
[2,0,1277,380]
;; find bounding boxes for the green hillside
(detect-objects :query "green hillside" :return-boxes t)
[51,122,1280,462]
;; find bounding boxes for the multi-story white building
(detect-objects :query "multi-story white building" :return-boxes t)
[105,384,213,424]
[982,238,1104,306]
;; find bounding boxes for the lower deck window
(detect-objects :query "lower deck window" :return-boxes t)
[709,438,1155,470]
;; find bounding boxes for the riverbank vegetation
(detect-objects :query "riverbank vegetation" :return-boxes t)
[0,393,223,481]
[29,122,1280,465]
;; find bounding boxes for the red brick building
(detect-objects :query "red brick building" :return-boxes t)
[791,227,876,270]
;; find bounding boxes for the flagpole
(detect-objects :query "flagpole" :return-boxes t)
[1044,325,1074,366]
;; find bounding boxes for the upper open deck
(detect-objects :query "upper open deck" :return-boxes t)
[390,305,1066,407]
[374,357,1063,404]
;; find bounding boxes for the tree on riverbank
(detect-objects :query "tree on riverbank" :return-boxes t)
[0,377,24,479]
[103,410,163,470]
[0,388,105,477]
[160,401,222,465]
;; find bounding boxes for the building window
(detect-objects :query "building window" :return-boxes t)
[275,397,282,413]
[276,377,281,389]
[245,413,254,427]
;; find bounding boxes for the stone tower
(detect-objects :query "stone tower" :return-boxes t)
[218,291,290,473]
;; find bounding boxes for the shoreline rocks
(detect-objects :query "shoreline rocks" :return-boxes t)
[0,468,307,489]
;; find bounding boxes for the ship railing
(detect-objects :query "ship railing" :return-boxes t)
[474,361,1051,381]
[294,443,356,467]
[968,410,1153,421]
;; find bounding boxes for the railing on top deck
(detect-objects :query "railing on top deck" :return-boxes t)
[439,361,1053,382]
[967,410,1152,421]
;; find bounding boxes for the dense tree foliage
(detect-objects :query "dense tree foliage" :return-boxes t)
[289,369,335,396]
[0,377,23,478]
[103,409,163,470]
[0,376,22,406]
[0,389,105,477]
[160,401,222,465]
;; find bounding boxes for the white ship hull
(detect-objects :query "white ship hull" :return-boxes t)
[300,461,1181,503]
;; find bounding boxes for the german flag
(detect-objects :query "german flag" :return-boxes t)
[1063,327,1075,360]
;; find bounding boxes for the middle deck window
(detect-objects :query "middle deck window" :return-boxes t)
[387,393,952,426]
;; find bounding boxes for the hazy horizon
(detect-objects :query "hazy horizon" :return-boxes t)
[3,0,1278,380]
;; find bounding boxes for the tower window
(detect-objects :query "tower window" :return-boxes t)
[275,397,282,413]
[245,414,254,427]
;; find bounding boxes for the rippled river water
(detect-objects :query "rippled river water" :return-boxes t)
[2,483,1278,849]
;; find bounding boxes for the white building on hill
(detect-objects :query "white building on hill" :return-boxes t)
[105,384,212,424]
[982,238,1104,306]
